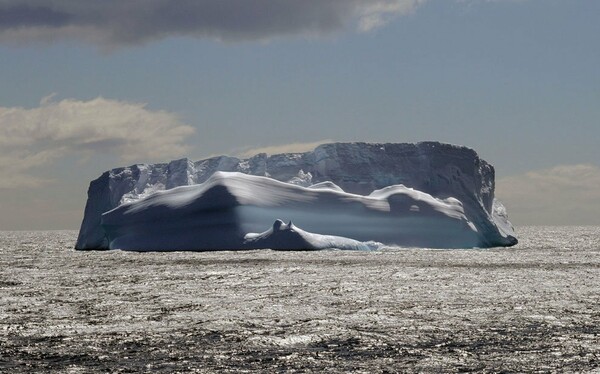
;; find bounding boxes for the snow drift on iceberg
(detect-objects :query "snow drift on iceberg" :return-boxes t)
[76,142,517,250]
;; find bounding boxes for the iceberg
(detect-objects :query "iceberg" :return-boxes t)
[75,142,517,250]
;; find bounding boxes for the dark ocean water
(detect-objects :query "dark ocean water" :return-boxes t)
[1,226,599,373]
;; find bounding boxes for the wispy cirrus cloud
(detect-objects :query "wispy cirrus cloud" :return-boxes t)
[496,164,600,225]
[0,0,426,47]
[234,140,335,158]
[0,95,194,189]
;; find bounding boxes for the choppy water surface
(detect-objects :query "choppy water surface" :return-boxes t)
[1,227,599,373]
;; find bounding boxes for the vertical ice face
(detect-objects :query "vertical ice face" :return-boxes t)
[166,158,195,189]
[75,142,514,250]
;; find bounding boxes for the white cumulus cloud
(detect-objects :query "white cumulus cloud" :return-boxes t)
[0,95,194,189]
[496,164,600,225]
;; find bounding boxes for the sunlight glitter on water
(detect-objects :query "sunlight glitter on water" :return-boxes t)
[0,226,599,372]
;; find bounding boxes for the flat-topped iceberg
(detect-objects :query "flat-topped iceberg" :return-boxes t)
[75,142,517,250]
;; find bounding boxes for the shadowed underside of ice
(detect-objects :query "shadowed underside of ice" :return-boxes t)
[76,142,518,250]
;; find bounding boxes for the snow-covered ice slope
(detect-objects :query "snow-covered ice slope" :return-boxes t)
[76,142,517,250]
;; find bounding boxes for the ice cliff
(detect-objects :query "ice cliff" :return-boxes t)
[75,142,517,250]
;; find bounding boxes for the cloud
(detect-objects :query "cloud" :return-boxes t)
[0,95,194,189]
[496,164,600,225]
[0,0,425,47]
[234,140,334,158]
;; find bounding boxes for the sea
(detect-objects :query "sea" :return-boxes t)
[1,226,599,373]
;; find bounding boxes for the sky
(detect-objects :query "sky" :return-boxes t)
[0,0,599,230]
